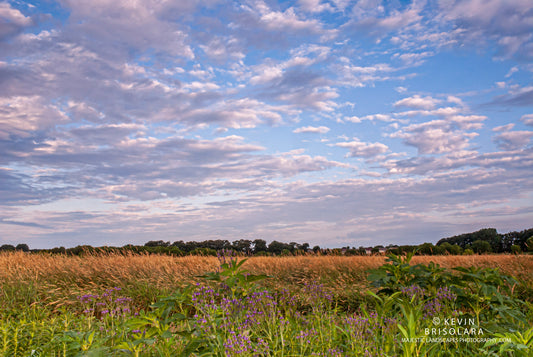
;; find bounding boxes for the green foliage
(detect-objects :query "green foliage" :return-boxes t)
[367,251,453,294]
[527,236,533,252]
[470,240,492,254]
[511,244,522,254]
[484,325,533,357]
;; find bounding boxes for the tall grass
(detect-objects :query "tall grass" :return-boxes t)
[1,251,532,313]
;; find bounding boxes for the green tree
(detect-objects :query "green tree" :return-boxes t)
[0,244,15,251]
[268,241,289,255]
[449,244,462,255]
[144,240,170,247]
[511,245,522,254]
[15,243,29,252]
[526,236,533,252]
[232,239,252,254]
[470,240,492,254]
[252,239,267,254]
[417,242,435,255]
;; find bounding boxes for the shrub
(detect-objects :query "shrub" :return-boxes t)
[511,245,522,254]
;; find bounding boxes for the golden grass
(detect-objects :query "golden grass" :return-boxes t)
[1,252,532,309]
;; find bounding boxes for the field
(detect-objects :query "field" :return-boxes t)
[1,252,532,356]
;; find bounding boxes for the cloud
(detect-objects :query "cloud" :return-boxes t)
[394,95,441,110]
[57,0,197,59]
[199,36,245,62]
[233,0,337,46]
[335,59,395,88]
[521,114,533,126]
[493,124,515,132]
[298,0,334,13]
[505,66,519,78]
[0,2,34,40]
[390,120,478,155]
[0,219,49,229]
[347,2,423,37]
[2,0,533,249]
[439,0,533,59]
[488,86,533,107]
[293,126,330,134]
[394,51,434,66]
[493,130,533,151]
[0,96,68,140]
[335,138,389,158]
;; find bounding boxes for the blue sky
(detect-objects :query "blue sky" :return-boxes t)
[1,0,532,249]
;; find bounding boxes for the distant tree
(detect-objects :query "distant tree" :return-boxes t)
[433,245,446,255]
[281,248,292,256]
[15,243,29,252]
[299,243,310,253]
[418,243,435,255]
[268,241,289,255]
[526,236,533,252]
[232,239,252,254]
[511,245,522,255]
[0,244,15,251]
[252,239,267,254]
[371,247,380,255]
[437,228,501,251]
[144,240,169,247]
[50,246,66,254]
[500,228,533,252]
[67,245,94,256]
[312,245,321,254]
[463,248,474,255]
[449,244,463,255]
[172,240,189,252]
[440,242,453,254]
[470,240,492,254]
[288,242,298,253]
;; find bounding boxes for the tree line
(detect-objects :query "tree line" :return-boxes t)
[1,227,532,256]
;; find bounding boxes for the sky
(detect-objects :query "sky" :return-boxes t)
[1,0,532,249]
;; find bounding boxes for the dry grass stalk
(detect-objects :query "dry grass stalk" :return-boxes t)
[1,252,532,297]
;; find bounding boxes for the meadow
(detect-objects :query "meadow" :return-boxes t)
[1,251,532,356]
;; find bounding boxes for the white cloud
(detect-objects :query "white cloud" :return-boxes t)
[395,86,407,93]
[440,0,533,59]
[390,120,478,155]
[298,0,334,13]
[446,96,464,106]
[335,138,389,158]
[493,124,515,132]
[293,126,330,134]
[493,130,533,150]
[57,0,196,59]
[521,114,533,126]
[345,115,361,123]
[394,95,442,110]
[505,66,519,78]
[335,59,395,87]
[2,0,533,249]
[0,2,33,40]
[394,51,433,66]
[0,96,68,140]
